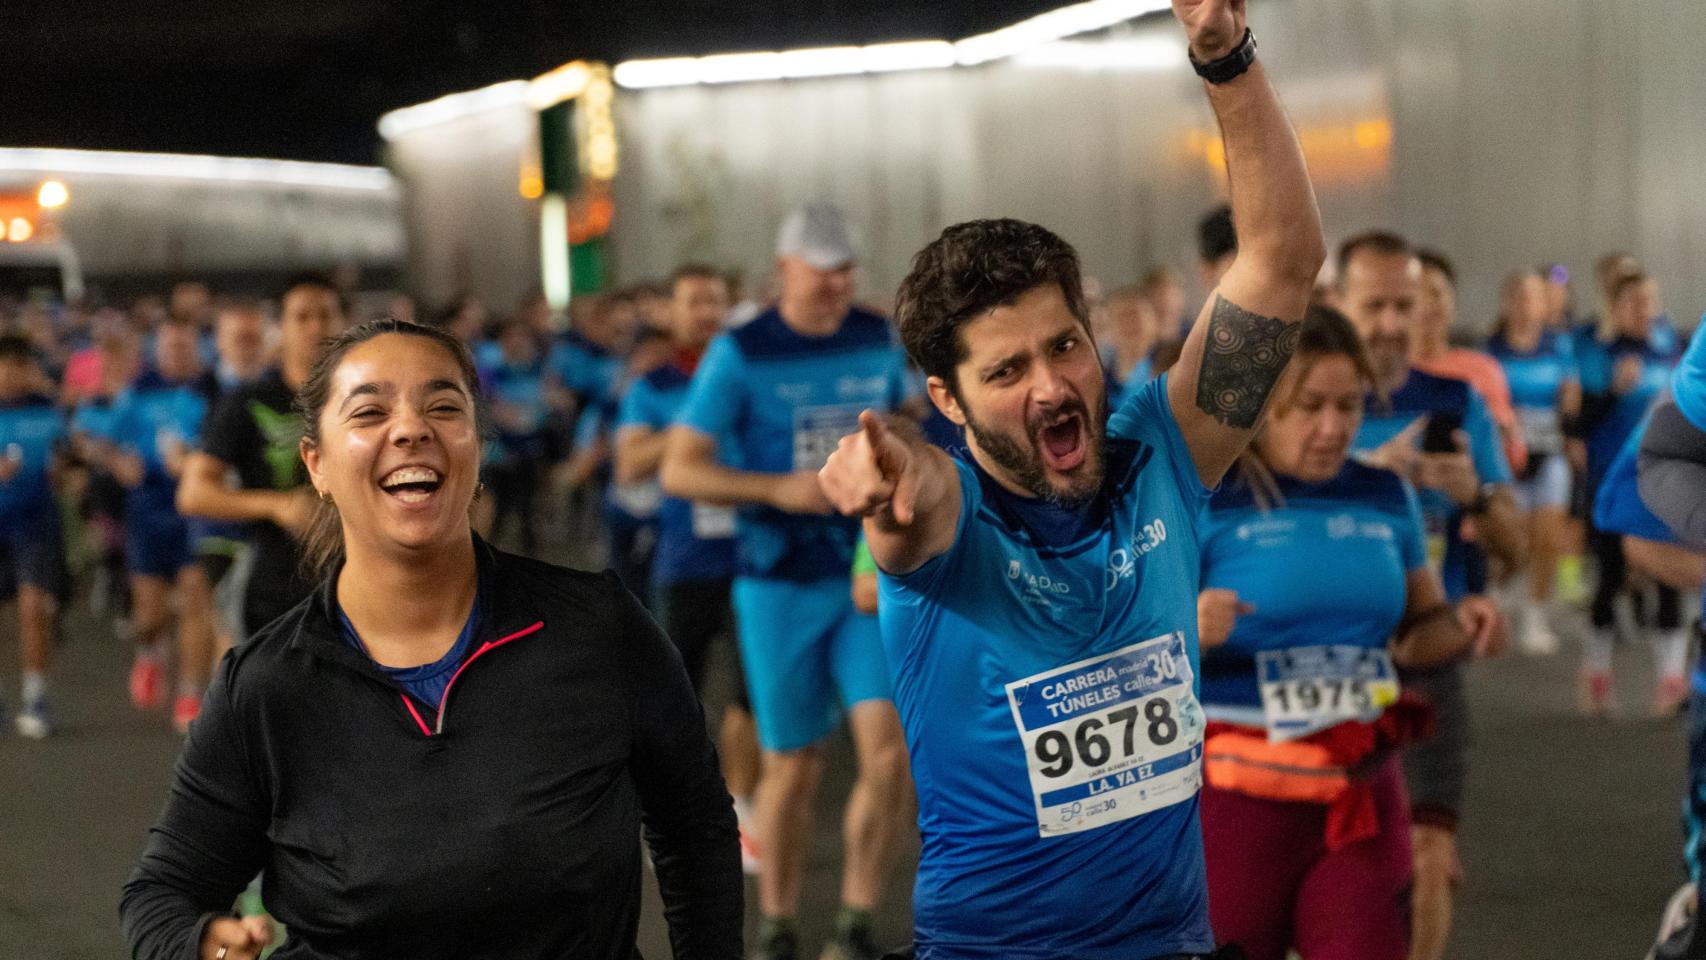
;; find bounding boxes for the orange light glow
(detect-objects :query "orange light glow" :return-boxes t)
[1183,117,1393,184]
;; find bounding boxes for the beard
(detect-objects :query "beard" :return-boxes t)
[963,388,1108,508]
[1369,333,1410,385]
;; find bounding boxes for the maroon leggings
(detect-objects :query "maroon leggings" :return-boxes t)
[1200,755,1413,960]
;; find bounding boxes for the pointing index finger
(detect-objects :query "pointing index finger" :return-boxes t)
[858,409,886,447]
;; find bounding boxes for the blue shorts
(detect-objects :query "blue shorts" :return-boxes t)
[0,511,68,599]
[733,576,893,752]
[125,508,195,579]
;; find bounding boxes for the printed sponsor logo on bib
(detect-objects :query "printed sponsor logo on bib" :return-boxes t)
[1005,632,1204,837]
[1256,644,1398,742]
[690,503,737,540]
[793,404,864,472]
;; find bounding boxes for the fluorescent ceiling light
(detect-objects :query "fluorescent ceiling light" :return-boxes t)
[613,40,956,89]
[377,80,531,140]
[0,147,395,191]
[609,0,1166,89]
[1013,34,1186,71]
[954,0,1170,66]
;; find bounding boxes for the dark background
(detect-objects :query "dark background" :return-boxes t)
[2,0,1060,165]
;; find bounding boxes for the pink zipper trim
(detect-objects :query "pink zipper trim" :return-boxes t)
[401,695,431,736]
[404,620,544,736]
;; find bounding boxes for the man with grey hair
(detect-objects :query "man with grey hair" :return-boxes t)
[663,204,912,960]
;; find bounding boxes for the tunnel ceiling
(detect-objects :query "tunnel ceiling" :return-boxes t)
[3,0,1063,165]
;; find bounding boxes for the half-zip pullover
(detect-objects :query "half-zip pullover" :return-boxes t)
[121,536,742,959]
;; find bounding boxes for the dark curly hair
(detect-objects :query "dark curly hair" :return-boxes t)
[893,218,1089,393]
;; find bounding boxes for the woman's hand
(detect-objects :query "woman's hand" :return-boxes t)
[200,915,273,960]
[1197,588,1252,649]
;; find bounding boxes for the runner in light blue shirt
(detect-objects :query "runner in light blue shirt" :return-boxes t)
[817,7,1324,953]
[663,205,913,960]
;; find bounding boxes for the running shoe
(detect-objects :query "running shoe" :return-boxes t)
[752,927,799,960]
[1577,670,1616,718]
[1655,675,1690,718]
[819,930,883,960]
[14,697,56,740]
[172,694,202,734]
[1651,883,1704,959]
[129,656,164,710]
[1518,611,1561,657]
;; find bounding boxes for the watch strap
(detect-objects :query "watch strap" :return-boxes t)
[1189,28,1258,85]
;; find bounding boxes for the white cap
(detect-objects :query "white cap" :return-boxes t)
[776,203,858,269]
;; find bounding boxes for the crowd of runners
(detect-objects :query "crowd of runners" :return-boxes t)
[4,4,1706,960]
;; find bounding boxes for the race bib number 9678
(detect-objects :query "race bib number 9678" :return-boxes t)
[1005,632,1204,838]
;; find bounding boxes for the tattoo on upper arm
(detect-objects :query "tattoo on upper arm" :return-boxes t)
[1194,295,1299,429]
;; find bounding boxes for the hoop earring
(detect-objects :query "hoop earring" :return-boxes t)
[318,489,333,504]
[473,481,485,503]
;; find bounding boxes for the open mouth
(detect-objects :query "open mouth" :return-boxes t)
[1037,412,1087,472]
[378,466,444,504]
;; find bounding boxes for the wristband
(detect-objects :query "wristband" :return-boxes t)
[1190,28,1257,85]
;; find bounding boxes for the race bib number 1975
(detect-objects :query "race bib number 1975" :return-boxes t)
[1257,644,1398,742]
[1005,632,1204,838]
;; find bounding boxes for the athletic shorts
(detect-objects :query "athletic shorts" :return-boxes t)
[125,509,195,579]
[732,576,892,752]
[0,512,68,599]
[1399,661,1470,829]
[1512,453,1571,513]
[1202,755,1413,960]
[657,577,751,712]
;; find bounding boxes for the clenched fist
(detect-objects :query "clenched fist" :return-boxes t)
[1172,0,1247,62]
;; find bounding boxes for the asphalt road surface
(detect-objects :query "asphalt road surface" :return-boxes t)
[0,593,1688,959]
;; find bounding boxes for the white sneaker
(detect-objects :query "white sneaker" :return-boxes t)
[14,698,55,740]
[1519,611,1561,656]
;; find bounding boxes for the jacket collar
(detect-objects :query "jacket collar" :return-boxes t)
[287,532,541,680]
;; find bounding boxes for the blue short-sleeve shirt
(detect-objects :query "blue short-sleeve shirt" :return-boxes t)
[676,307,909,582]
[1199,461,1426,722]
[877,377,1214,960]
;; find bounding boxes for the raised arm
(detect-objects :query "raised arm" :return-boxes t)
[819,411,961,576]
[1166,0,1327,486]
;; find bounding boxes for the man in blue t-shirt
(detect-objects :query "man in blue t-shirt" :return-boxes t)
[92,318,223,733]
[1333,231,1523,960]
[816,5,1325,954]
[663,205,912,960]
[615,263,761,870]
[0,335,69,738]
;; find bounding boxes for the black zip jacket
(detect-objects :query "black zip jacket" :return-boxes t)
[120,538,742,959]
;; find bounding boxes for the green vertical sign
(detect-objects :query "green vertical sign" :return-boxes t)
[538,101,578,195]
[570,238,606,295]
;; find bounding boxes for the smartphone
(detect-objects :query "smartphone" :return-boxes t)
[1421,413,1464,454]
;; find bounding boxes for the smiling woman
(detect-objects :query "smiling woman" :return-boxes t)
[120,319,742,960]
[294,320,487,579]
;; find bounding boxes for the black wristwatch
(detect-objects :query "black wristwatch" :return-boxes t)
[1189,28,1258,85]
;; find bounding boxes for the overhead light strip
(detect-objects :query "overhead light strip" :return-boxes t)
[376,0,1173,135]
[611,0,1171,89]
[0,147,395,191]
[377,80,533,140]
